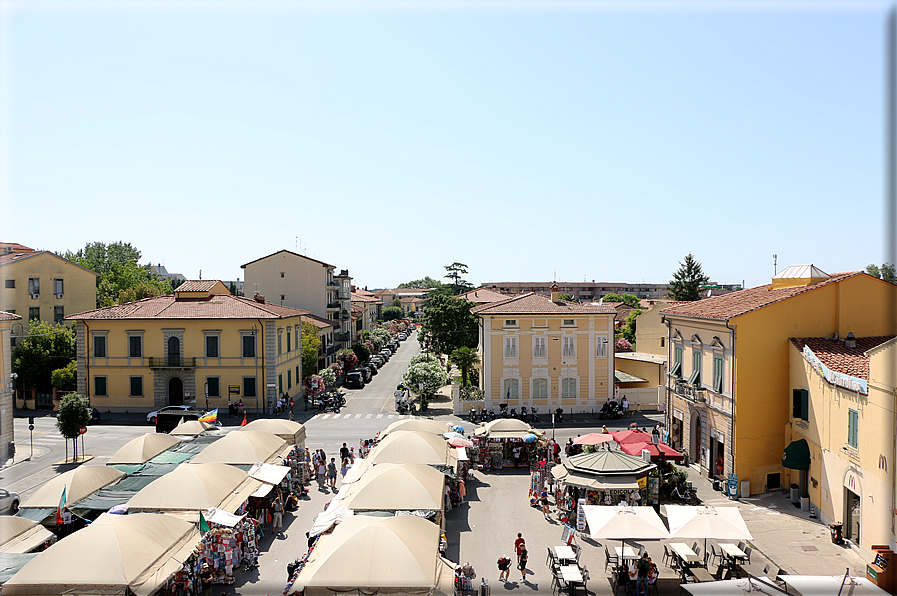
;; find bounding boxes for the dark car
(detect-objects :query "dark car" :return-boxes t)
[345,371,365,389]
[88,407,101,425]
[364,362,378,376]
[354,367,372,383]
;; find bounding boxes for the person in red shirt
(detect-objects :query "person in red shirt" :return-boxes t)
[514,533,526,565]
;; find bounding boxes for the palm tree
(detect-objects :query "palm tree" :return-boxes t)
[449,347,480,387]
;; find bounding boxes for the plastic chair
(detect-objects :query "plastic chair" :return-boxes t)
[551,570,568,596]
[737,541,746,551]
[605,546,619,571]
[580,565,589,594]
[546,547,555,566]
[709,544,723,568]
[742,547,752,565]
[662,544,673,567]
[694,544,701,560]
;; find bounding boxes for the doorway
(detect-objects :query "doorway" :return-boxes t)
[711,438,725,480]
[689,411,702,466]
[845,489,861,544]
[169,377,184,406]
[168,336,181,366]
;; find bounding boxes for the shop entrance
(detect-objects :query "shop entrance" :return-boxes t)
[689,411,702,466]
[710,438,725,480]
[845,489,861,544]
[169,377,184,406]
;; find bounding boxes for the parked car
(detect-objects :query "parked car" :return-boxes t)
[371,355,384,367]
[379,349,392,361]
[0,488,19,515]
[387,342,398,353]
[365,362,378,375]
[398,333,407,341]
[354,367,372,383]
[147,405,199,424]
[345,371,365,389]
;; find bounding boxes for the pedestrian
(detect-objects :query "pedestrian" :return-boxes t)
[636,552,650,596]
[199,562,212,596]
[602,424,609,434]
[327,457,337,489]
[621,396,629,416]
[540,488,550,519]
[340,457,349,477]
[497,554,511,582]
[458,477,466,501]
[514,533,526,565]
[272,496,284,535]
[306,531,316,549]
[517,548,528,581]
[349,446,355,463]
[316,458,327,490]
[340,442,350,462]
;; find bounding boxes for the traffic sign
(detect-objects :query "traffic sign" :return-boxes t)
[28,424,34,431]
[78,426,87,435]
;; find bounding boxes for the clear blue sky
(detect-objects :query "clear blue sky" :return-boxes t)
[1,1,890,290]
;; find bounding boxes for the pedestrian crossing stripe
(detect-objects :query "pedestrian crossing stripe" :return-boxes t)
[376,414,383,418]
[365,414,372,418]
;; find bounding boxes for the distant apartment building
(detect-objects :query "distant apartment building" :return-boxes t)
[0,311,19,463]
[148,264,187,284]
[482,280,741,302]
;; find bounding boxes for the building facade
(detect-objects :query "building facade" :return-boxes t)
[474,286,616,413]
[481,281,671,301]
[0,311,20,463]
[66,281,306,415]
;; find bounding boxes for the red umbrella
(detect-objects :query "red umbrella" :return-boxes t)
[610,429,655,445]
[447,437,473,448]
[620,441,685,461]
[573,433,618,446]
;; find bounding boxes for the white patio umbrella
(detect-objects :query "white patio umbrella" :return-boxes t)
[664,505,752,554]
[581,504,670,552]
[782,573,892,596]
[681,577,784,595]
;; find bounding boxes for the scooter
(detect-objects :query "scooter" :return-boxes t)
[555,407,564,423]
[519,406,528,421]
[481,407,489,422]
[469,407,479,423]
[498,403,509,418]
[530,407,539,424]
[509,407,517,419]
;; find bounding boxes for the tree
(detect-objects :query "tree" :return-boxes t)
[866,263,896,283]
[398,276,441,289]
[558,293,574,302]
[618,309,644,344]
[615,338,634,352]
[667,253,711,301]
[351,343,371,363]
[318,367,337,388]
[382,306,404,321]
[449,347,480,387]
[62,241,172,308]
[444,262,473,295]
[602,293,641,308]
[301,322,321,382]
[13,321,76,396]
[403,358,447,410]
[51,361,77,392]
[420,294,478,356]
[56,392,90,462]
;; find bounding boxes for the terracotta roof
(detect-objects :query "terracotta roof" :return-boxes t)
[399,296,422,303]
[352,288,377,297]
[65,293,310,321]
[351,304,365,313]
[458,288,509,304]
[0,311,22,321]
[351,292,380,303]
[0,243,33,253]
[300,312,337,329]
[661,272,865,321]
[370,289,395,297]
[790,336,895,380]
[240,249,334,269]
[174,280,222,293]
[472,292,616,315]
[0,250,99,276]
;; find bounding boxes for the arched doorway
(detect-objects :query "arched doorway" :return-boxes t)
[690,411,702,465]
[168,336,181,366]
[169,377,184,406]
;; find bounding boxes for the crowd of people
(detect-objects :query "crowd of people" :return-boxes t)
[309,443,356,491]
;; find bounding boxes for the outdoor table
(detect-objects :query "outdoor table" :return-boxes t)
[689,568,715,583]
[614,545,639,560]
[559,565,584,596]
[718,542,747,563]
[553,545,577,564]
[669,543,700,567]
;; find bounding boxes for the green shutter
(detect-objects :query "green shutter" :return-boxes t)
[800,389,809,422]
[793,389,802,419]
[848,409,859,448]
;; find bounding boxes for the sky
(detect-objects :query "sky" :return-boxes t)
[1,1,892,290]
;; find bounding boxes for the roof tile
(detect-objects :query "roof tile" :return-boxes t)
[790,336,895,380]
[473,292,616,315]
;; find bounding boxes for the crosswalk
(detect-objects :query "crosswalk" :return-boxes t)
[311,413,414,420]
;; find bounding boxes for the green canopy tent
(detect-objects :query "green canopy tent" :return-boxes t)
[782,438,810,470]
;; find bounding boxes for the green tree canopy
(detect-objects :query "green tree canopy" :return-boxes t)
[13,321,76,393]
[351,342,371,362]
[318,367,337,388]
[51,361,77,392]
[62,241,172,308]
[444,262,474,295]
[618,309,644,344]
[397,276,442,289]
[602,293,641,308]
[558,293,574,302]
[382,306,404,321]
[866,263,896,283]
[56,392,91,461]
[402,358,447,410]
[420,294,478,356]
[449,347,480,387]
[301,322,321,381]
[667,253,711,301]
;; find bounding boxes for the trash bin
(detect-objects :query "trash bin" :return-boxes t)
[829,523,843,544]
[713,479,722,491]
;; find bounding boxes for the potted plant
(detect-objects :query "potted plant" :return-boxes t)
[790,483,800,504]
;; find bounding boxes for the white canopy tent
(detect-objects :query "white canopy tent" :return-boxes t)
[107,433,180,465]
[664,504,752,553]
[681,577,786,595]
[190,430,290,465]
[21,466,125,509]
[782,574,892,596]
[0,517,55,554]
[126,463,263,517]
[581,505,670,540]
[238,419,306,446]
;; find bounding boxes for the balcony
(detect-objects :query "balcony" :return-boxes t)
[149,357,197,368]
[327,281,339,287]
[327,302,340,310]
[671,379,706,403]
[340,311,350,320]
[335,332,350,342]
[338,291,350,300]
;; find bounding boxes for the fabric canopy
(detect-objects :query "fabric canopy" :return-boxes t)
[664,505,752,541]
[204,508,246,528]
[247,462,290,485]
[127,463,262,514]
[620,441,685,461]
[447,437,473,448]
[581,505,670,540]
[782,574,892,596]
[473,418,536,438]
[573,433,618,446]
[379,419,449,438]
[2,513,202,596]
[190,430,289,465]
[681,577,784,595]
[289,515,455,595]
[238,419,306,446]
[0,517,55,554]
[550,468,639,491]
[108,433,180,465]
[0,554,38,586]
[341,463,445,512]
[169,420,218,436]
[367,431,456,467]
[782,438,811,471]
[21,466,125,509]
[610,429,656,445]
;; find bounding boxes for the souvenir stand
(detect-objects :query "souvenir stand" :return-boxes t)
[453,561,478,596]
[198,507,260,586]
[472,419,544,472]
[550,448,655,518]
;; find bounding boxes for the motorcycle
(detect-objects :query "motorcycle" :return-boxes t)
[530,407,539,424]
[555,407,564,423]
[509,407,517,419]
[498,403,509,418]
[469,407,479,423]
[519,406,528,421]
[481,407,489,422]
[599,402,623,420]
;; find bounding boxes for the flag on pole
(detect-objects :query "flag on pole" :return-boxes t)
[240,413,247,427]
[56,486,67,526]
[199,510,210,533]
[198,409,218,423]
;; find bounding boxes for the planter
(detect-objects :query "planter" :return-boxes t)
[790,487,800,504]
[15,396,24,409]
[800,496,810,511]
[24,398,35,410]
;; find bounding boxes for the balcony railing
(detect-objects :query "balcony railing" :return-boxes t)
[338,292,350,300]
[671,379,706,403]
[149,357,197,368]
[327,281,339,287]
[327,303,340,310]
[335,332,350,342]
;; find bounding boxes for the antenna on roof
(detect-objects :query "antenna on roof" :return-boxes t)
[773,254,777,275]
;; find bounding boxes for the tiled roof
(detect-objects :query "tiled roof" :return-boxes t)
[399,296,422,303]
[790,336,895,380]
[458,288,509,304]
[661,272,865,321]
[0,243,33,253]
[0,311,22,321]
[240,249,334,269]
[66,294,310,321]
[0,250,99,276]
[351,292,380,303]
[351,304,365,313]
[299,312,337,329]
[174,280,222,292]
[472,292,616,315]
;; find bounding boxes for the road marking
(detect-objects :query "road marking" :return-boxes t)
[376,414,383,419]
[387,415,395,419]
[354,414,362,419]
[365,414,372,419]
[331,414,341,419]
[320,414,331,419]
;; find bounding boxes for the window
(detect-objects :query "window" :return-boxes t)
[53,278,63,295]
[503,378,519,400]
[792,389,809,422]
[28,278,39,295]
[242,335,256,358]
[533,378,548,398]
[4,279,13,288]
[561,378,577,398]
[205,335,219,358]
[278,374,283,393]
[28,307,39,321]
[504,319,517,327]
[504,336,517,358]
[562,336,576,358]
[244,377,257,397]
[713,356,723,393]
[130,376,143,397]
[54,306,64,323]
[848,409,859,448]
[94,376,107,396]
[129,336,142,358]
[533,337,546,358]
[206,377,220,398]
[296,366,300,383]
[688,351,701,385]
[562,319,575,327]
[93,335,106,358]
[287,369,292,389]
[596,337,607,357]
[287,327,292,352]
[278,330,283,355]
[660,337,665,348]
[280,272,285,278]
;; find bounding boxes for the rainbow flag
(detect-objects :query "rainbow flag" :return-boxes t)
[198,409,218,423]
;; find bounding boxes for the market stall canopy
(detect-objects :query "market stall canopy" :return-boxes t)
[190,430,289,465]
[782,438,811,471]
[127,463,263,514]
[564,450,656,476]
[610,429,656,445]
[21,466,125,509]
[341,463,445,512]
[473,418,536,438]
[681,577,784,595]
[108,433,180,465]
[169,420,218,436]
[550,467,640,491]
[0,554,38,586]
[288,515,455,595]
[581,505,670,540]
[620,441,685,461]
[238,419,306,445]
[2,513,202,596]
[664,505,752,541]
[247,462,291,486]
[573,433,619,446]
[447,437,473,448]
[367,431,456,467]
[0,517,54,554]
[380,419,449,438]
[782,574,892,596]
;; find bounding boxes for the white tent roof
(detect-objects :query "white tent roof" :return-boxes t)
[782,575,892,596]
[127,463,262,514]
[664,505,753,541]
[380,419,449,437]
[238,419,306,445]
[108,433,180,465]
[0,517,55,554]
[21,466,125,509]
[581,505,670,540]
[473,418,536,438]
[2,513,201,596]
[341,463,445,512]
[367,431,456,467]
[190,430,289,465]
[169,420,218,436]
[681,577,784,595]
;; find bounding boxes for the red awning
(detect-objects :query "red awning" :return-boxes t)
[620,441,685,461]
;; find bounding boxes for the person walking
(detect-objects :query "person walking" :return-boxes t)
[636,551,651,596]
[540,488,550,520]
[517,548,528,581]
[514,533,526,566]
[272,496,284,535]
[497,555,511,582]
[340,443,350,462]
[316,458,327,490]
[340,457,349,478]
[199,562,212,596]
[327,457,338,489]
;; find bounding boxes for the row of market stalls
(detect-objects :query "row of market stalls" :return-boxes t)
[3,418,310,595]
[287,419,468,596]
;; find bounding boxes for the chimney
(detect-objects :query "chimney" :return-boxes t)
[845,332,856,349]
[550,283,560,302]
[253,293,265,304]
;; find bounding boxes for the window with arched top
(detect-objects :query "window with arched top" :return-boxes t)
[167,336,180,366]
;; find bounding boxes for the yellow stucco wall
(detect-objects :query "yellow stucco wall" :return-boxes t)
[0,252,97,328]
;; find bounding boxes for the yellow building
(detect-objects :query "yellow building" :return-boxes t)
[66,280,306,415]
[785,335,896,557]
[473,285,616,413]
[661,265,897,497]
[0,311,20,463]
[0,246,98,332]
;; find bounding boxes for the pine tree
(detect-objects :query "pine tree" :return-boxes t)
[667,253,710,301]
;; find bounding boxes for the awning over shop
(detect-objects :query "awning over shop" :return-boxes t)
[15,509,53,523]
[0,554,38,586]
[550,467,639,491]
[782,438,810,471]
[0,517,55,554]
[614,370,648,384]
